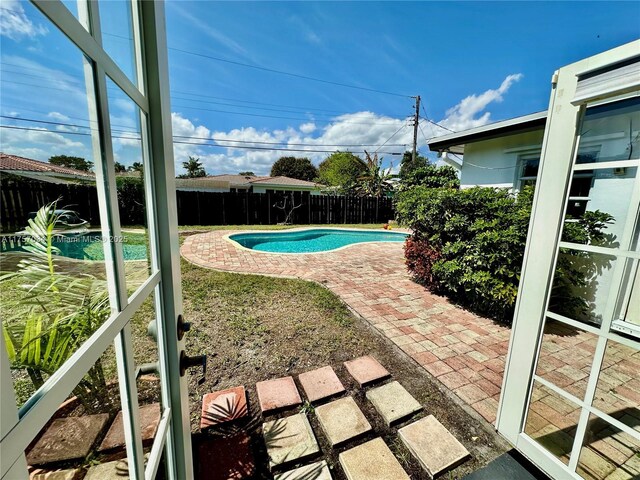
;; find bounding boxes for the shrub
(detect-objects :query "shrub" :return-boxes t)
[396,185,613,323]
[116,175,146,225]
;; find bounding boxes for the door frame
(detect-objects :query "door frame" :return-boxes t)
[0,1,192,479]
[496,40,640,480]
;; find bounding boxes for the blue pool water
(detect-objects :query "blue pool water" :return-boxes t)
[229,228,408,253]
[0,233,147,261]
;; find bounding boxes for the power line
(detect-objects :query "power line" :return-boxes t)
[100,32,412,99]
[0,122,405,154]
[375,123,409,153]
[420,104,455,134]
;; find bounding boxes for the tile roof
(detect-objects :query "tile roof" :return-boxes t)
[249,176,320,187]
[209,174,269,186]
[0,152,94,178]
[175,177,231,189]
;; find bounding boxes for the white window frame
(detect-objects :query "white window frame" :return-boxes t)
[0,2,193,479]
[496,40,640,480]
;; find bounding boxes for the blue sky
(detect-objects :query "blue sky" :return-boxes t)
[1,1,639,175]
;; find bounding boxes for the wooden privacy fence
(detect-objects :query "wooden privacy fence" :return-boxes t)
[1,180,395,231]
[176,191,394,226]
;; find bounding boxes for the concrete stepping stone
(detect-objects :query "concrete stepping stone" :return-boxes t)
[197,432,255,480]
[366,381,421,426]
[344,356,390,387]
[84,459,129,480]
[298,366,345,403]
[98,403,161,452]
[398,415,470,477]
[274,460,332,480]
[315,396,372,447]
[257,376,302,413]
[339,437,410,480]
[30,469,79,480]
[26,414,109,465]
[200,386,248,429]
[263,413,319,468]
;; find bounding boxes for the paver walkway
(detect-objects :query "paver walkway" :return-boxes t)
[182,229,509,424]
[182,229,639,428]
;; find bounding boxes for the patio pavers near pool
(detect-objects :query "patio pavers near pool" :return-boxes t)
[182,229,510,424]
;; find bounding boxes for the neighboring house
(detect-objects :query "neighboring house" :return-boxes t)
[428,96,640,327]
[175,174,324,195]
[0,152,95,184]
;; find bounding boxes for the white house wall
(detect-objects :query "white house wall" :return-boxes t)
[460,129,545,189]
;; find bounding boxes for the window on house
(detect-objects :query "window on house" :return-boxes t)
[518,155,540,189]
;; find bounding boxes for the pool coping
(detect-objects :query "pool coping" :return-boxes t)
[222,226,410,255]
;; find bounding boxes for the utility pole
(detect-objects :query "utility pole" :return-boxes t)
[412,95,421,163]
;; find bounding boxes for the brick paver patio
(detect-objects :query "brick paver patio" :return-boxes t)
[181,229,640,430]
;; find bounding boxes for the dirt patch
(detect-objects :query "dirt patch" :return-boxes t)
[181,255,509,479]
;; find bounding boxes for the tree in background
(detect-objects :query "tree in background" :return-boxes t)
[398,150,429,180]
[317,151,366,192]
[270,156,318,181]
[49,155,93,172]
[354,151,395,198]
[239,171,255,176]
[180,156,206,178]
[399,164,460,191]
[128,162,143,173]
[114,162,126,173]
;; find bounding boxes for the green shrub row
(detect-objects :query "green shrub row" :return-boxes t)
[396,185,613,323]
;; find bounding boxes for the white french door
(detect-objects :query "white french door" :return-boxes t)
[497,41,640,479]
[1,1,193,479]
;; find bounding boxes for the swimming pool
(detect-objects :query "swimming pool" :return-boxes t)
[0,233,147,261]
[228,228,408,253]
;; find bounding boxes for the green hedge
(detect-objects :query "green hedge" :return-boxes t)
[396,186,613,323]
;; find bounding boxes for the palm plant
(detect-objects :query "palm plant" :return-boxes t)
[2,202,111,409]
[355,151,395,198]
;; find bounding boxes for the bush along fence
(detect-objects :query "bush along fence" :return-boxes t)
[0,177,395,231]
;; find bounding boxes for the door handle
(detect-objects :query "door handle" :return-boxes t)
[179,351,206,385]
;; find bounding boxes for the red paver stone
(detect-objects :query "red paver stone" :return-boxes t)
[256,376,302,413]
[197,432,255,480]
[344,355,390,387]
[298,366,345,403]
[99,403,161,452]
[200,386,248,429]
[27,414,109,465]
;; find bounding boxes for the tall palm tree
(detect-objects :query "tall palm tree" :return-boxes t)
[182,156,206,178]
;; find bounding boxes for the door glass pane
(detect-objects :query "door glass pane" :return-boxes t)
[0,2,111,407]
[577,97,640,164]
[106,77,153,295]
[561,167,638,247]
[592,340,640,432]
[548,247,618,327]
[524,380,582,465]
[24,349,123,472]
[100,0,137,85]
[535,318,598,401]
[578,414,640,480]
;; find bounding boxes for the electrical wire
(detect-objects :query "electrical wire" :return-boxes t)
[374,123,409,153]
[448,152,517,170]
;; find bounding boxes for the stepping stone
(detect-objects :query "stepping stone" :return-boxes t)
[344,356,390,387]
[197,432,255,480]
[366,381,422,426]
[98,403,161,452]
[200,386,248,429]
[399,415,470,477]
[256,376,302,413]
[26,414,109,465]
[84,460,129,480]
[263,413,319,468]
[339,437,410,480]
[298,366,345,403]
[31,469,80,480]
[274,460,332,480]
[315,396,372,447]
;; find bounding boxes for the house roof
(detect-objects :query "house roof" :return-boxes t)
[174,177,231,189]
[0,152,95,179]
[207,174,322,189]
[428,111,547,154]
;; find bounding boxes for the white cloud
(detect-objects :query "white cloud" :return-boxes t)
[299,122,316,134]
[436,73,523,134]
[0,0,48,41]
[47,112,70,121]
